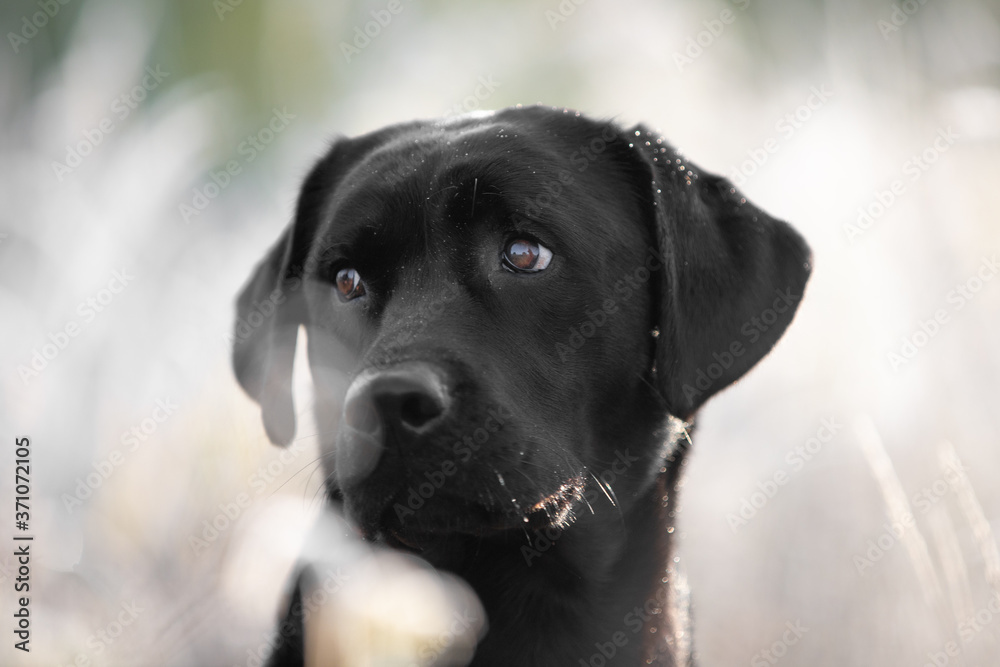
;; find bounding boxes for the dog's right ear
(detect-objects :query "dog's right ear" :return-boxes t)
[232,128,410,446]
[232,141,353,446]
[233,224,304,447]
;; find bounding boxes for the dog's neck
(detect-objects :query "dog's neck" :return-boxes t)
[433,429,693,667]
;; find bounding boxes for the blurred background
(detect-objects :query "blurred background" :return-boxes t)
[2,0,999,664]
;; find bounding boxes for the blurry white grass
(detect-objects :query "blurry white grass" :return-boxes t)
[855,416,1000,654]
[940,441,1000,598]
[291,511,486,667]
[853,416,946,613]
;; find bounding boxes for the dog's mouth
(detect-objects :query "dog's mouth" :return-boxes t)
[346,472,589,555]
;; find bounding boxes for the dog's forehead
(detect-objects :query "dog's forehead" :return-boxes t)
[316,116,575,236]
[344,117,550,193]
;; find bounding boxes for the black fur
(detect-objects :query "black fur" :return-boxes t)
[233,105,811,666]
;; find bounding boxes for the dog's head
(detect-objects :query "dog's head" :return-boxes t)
[232,106,810,555]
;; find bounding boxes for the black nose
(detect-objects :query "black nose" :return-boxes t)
[338,363,451,484]
[344,363,450,436]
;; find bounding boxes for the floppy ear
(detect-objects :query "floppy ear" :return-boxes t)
[622,125,812,420]
[233,128,408,445]
[232,144,347,445]
[232,226,304,446]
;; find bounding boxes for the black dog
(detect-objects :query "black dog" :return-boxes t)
[233,105,811,666]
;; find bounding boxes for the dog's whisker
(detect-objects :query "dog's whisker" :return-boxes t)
[470,176,478,217]
[588,470,616,506]
[588,470,626,528]
[424,183,459,201]
[492,468,529,523]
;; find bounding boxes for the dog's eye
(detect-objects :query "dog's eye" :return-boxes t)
[335,268,366,301]
[502,239,553,273]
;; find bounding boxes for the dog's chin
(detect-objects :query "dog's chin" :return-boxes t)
[342,490,515,553]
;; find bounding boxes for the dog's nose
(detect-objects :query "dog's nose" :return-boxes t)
[338,363,451,484]
[344,363,450,436]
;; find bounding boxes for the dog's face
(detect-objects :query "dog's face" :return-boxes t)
[233,106,811,558]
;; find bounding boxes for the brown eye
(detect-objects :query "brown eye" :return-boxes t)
[502,238,553,273]
[335,268,366,301]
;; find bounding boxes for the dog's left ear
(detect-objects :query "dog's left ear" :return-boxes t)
[620,125,812,420]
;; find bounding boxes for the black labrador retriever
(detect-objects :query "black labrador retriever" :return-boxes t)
[232,105,811,666]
